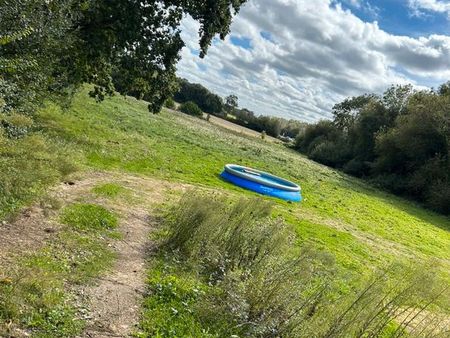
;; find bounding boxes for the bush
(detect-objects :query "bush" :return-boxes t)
[426,181,450,214]
[164,97,176,109]
[0,113,34,139]
[309,140,349,168]
[179,101,203,117]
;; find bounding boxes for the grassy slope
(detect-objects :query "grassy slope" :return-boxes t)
[2,86,449,335]
[37,88,449,285]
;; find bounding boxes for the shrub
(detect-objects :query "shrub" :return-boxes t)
[164,97,176,109]
[0,113,34,139]
[309,140,350,168]
[179,101,203,117]
[426,181,450,214]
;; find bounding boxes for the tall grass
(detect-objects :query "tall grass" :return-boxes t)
[140,191,449,337]
[0,130,78,220]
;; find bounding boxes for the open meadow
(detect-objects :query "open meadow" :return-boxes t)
[1,88,449,337]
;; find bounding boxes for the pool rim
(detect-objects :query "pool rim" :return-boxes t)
[223,164,300,192]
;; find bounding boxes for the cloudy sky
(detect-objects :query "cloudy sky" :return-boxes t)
[176,0,450,122]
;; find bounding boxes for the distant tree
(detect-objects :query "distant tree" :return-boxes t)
[294,82,450,214]
[382,84,414,122]
[332,94,377,132]
[225,94,239,115]
[180,101,203,117]
[174,79,224,115]
[438,81,450,96]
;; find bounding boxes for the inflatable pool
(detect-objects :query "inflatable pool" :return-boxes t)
[220,164,302,202]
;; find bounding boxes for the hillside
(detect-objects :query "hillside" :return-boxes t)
[1,88,449,337]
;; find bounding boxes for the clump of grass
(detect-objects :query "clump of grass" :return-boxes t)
[137,191,449,337]
[92,182,126,198]
[0,132,78,220]
[60,203,118,230]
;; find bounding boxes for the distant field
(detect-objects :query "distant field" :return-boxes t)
[204,113,281,143]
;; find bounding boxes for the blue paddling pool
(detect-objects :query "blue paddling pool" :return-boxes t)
[220,164,302,202]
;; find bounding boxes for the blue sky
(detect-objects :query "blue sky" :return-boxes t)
[177,0,450,122]
[340,0,450,36]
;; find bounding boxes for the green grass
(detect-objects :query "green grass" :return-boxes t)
[34,87,449,282]
[1,86,449,335]
[136,192,446,337]
[92,183,127,198]
[0,202,117,336]
[0,132,79,220]
[135,260,215,338]
[60,203,118,230]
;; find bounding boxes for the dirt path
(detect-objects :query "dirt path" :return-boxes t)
[0,171,189,338]
[79,207,152,337]
[71,173,188,338]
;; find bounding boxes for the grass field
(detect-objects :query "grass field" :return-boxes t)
[35,88,449,278]
[1,87,449,336]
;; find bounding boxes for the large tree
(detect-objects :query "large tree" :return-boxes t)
[0,0,248,115]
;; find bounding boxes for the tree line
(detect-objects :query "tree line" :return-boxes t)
[294,84,450,215]
[0,0,248,119]
[173,78,307,139]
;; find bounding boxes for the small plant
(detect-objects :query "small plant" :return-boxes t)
[60,203,118,230]
[92,183,126,198]
[179,101,203,117]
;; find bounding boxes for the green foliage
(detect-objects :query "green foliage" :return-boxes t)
[294,84,450,214]
[174,78,224,115]
[0,0,78,116]
[179,101,203,117]
[0,112,34,138]
[164,97,176,110]
[0,1,248,116]
[60,203,118,230]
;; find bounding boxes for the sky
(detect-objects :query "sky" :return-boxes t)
[176,0,450,122]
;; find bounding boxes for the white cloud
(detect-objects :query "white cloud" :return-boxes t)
[409,0,450,18]
[176,0,450,122]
